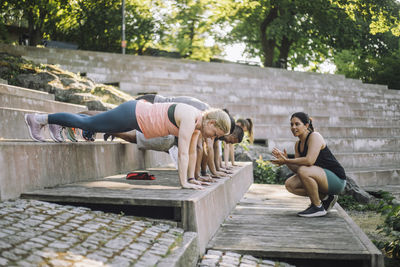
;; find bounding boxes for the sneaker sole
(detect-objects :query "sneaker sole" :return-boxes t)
[297,210,327,218]
[24,114,45,142]
[48,126,62,143]
[65,128,78,142]
[326,195,339,212]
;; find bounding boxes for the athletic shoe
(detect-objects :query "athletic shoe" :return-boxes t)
[297,204,327,217]
[65,127,78,142]
[48,124,64,142]
[322,195,338,212]
[168,145,179,169]
[82,130,96,142]
[24,113,46,142]
[58,126,65,142]
[103,133,115,141]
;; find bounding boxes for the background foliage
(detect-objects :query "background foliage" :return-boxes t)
[1,0,399,88]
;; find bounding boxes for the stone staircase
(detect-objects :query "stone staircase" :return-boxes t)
[1,43,399,187]
[0,82,172,200]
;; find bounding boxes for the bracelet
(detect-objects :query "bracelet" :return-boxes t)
[200,170,207,176]
[188,177,195,181]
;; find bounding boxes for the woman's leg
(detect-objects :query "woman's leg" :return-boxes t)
[285,174,308,196]
[48,100,139,133]
[296,166,329,206]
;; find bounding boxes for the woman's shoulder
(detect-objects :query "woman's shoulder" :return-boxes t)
[309,131,326,146]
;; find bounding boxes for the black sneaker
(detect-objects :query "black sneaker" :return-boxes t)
[322,195,338,212]
[297,204,327,217]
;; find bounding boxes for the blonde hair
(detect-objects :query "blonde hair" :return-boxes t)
[203,109,231,135]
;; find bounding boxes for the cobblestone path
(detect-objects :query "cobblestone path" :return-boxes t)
[0,199,183,266]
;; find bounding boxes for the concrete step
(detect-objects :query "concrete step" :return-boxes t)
[0,140,173,200]
[0,107,86,140]
[0,84,55,101]
[0,93,87,114]
[19,164,253,254]
[346,166,400,187]
[246,114,400,128]
[256,124,400,139]
[123,79,388,98]
[268,137,400,153]
[334,151,400,169]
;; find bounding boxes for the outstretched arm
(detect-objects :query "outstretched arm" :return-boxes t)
[176,105,203,189]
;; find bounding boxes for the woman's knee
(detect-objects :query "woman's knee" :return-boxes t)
[297,166,311,179]
[285,176,297,193]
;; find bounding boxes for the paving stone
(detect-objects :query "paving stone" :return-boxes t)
[0,240,12,249]
[1,251,20,261]
[0,257,9,266]
[120,249,140,260]
[218,262,237,267]
[240,263,257,267]
[242,255,258,262]
[261,259,276,266]
[222,255,240,265]
[48,241,71,250]
[206,249,223,256]
[63,253,84,261]
[203,254,220,260]
[72,258,105,267]
[86,253,108,262]
[25,254,44,264]
[225,251,241,258]
[15,260,34,267]
[108,256,132,267]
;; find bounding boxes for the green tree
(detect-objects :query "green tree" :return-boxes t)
[332,0,400,89]
[158,0,222,61]
[214,0,359,68]
[0,0,69,46]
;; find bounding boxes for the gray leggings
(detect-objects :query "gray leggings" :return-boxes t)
[48,100,140,133]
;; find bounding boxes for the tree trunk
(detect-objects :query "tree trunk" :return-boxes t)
[260,7,278,67]
[278,36,292,69]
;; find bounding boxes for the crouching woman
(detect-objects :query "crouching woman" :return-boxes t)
[271,112,346,217]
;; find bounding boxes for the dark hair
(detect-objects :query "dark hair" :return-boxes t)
[218,125,244,143]
[233,125,244,143]
[223,109,235,134]
[136,94,156,103]
[236,118,254,143]
[291,112,314,132]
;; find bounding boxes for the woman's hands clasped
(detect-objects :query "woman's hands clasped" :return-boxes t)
[271,148,288,166]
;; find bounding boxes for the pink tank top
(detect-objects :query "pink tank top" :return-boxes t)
[136,101,180,138]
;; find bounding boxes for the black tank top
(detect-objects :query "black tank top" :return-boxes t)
[298,132,346,180]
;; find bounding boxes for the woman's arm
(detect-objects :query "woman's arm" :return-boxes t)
[223,141,229,168]
[229,143,236,166]
[187,130,201,179]
[176,105,203,189]
[206,138,225,177]
[272,133,325,166]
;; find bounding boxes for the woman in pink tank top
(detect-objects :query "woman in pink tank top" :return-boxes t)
[25,99,231,190]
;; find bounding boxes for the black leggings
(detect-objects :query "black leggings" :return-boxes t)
[48,100,140,133]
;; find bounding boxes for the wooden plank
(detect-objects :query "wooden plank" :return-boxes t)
[207,184,383,265]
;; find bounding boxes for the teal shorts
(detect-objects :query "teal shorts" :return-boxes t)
[324,169,346,195]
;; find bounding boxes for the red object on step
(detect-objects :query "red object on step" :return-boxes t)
[126,172,156,180]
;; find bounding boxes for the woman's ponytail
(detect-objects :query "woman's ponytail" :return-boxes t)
[246,118,254,143]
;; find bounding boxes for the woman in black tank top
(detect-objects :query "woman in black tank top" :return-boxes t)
[271,112,346,218]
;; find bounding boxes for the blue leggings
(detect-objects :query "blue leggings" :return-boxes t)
[48,100,140,133]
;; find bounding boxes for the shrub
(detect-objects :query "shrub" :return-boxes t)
[375,192,400,260]
[253,156,283,184]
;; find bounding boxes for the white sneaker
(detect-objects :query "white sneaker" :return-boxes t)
[48,124,64,142]
[24,114,46,142]
[168,145,179,169]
